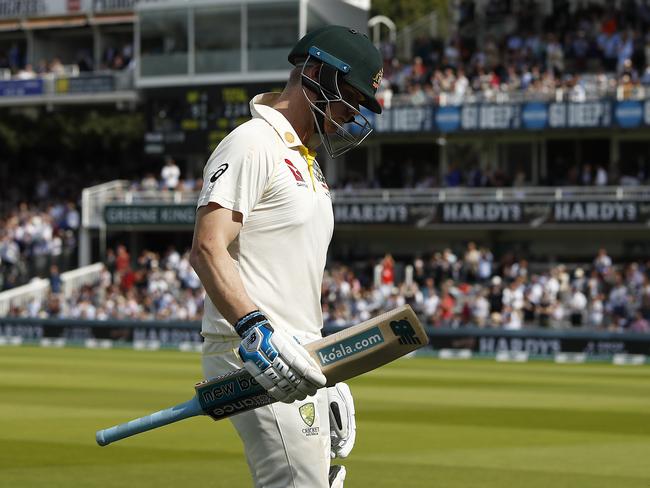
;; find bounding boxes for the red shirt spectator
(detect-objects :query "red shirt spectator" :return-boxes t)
[439,291,455,321]
[120,267,136,292]
[381,254,395,285]
[115,245,130,273]
[601,17,617,35]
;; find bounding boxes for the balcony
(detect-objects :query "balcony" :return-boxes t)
[0,70,138,107]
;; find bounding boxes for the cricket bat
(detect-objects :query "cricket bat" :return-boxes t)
[96,304,428,446]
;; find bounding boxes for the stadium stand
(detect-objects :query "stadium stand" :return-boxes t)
[5,243,650,333]
[4,246,203,321]
[377,1,650,108]
[0,202,80,290]
[323,246,650,332]
[0,46,134,79]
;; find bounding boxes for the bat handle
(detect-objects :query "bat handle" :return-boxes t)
[96,396,203,446]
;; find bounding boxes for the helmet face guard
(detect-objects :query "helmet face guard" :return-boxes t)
[300,47,373,158]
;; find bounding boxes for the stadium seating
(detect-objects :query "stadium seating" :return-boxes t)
[4,243,649,333]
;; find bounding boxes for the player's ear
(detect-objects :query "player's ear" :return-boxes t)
[305,61,324,81]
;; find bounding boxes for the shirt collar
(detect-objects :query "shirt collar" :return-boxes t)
[250,93,303,150]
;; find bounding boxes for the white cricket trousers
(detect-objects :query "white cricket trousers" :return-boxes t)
[202,336,331,488]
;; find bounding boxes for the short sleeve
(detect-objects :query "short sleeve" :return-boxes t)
[196,127,274,222]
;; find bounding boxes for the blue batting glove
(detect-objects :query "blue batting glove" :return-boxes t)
[234,310,326,403]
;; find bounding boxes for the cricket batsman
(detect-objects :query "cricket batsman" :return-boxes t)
[189,26,383,487]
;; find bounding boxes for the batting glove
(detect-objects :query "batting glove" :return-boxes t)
[329,465,347,488]
[236,310,326,403]
[328,382,356,458]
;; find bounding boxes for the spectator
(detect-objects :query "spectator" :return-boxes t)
[488,276,504,314]
[580,164,593,185]
[161,157,181,191]
[380,254,395,288]
[437,286,456,326]
[444,163,463,187]
[49,58,65,76]
[463,242,480,282]
[537,292,553,327]
[16,64,35,79]
[49,264,62,294]
[630,311,650,332]
[421,277,440,320]
[478,247,493,283]
[64,202,80,231]
[589,293,605,328]
[569,286,588,326]
[115,244,130,276]
[472,289,490,327]
[141,173,158,192]
[608,273,629,323]
[594,248,613,275]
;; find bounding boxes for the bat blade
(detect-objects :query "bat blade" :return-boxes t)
[312,304,428,384]
[96,305,427,446]
[195,304,426,420]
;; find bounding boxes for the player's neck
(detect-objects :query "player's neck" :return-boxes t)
[272,89,314,146]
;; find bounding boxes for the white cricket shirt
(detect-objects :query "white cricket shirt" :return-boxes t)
[196,93,334,339]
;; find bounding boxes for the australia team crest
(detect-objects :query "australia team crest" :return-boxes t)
[299,402,315,427]
[299,402,319,436]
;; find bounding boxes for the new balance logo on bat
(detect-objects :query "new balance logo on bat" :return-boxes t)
[390,320,421,345]
[200,375,260,404]
[209,394,272,419]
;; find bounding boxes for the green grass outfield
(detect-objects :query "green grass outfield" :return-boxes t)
[1,346,649,487]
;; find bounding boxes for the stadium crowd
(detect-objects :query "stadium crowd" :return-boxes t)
[6,245,204,321]
[377,1,650,107]
[6,243,650,333]
[0,201,79,291]
[3,1,650,104]
[126,155,634,193]
[134,157,202,193]
[0,42,134,79]
[322,247,650,333]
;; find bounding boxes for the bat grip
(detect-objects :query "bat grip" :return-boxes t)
[96,396,203,446]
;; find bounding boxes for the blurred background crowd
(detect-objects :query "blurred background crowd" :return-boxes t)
[3,0,650,104]
[0,42,133,79]
[377,1,650,107]
[5,242,650,333]
[0,202,79,290]
[6,245,203,322]
[321,247,650,332]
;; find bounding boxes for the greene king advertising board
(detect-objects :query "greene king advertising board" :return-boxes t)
[104,201,650,228]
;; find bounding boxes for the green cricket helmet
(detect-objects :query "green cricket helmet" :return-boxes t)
[289,25,384,158]
[289,25,383,114]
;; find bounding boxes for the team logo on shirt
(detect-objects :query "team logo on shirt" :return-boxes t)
[210,163,229,182]
[299,402,315,426]
[284,159,308,188]
[299,402,319,436]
